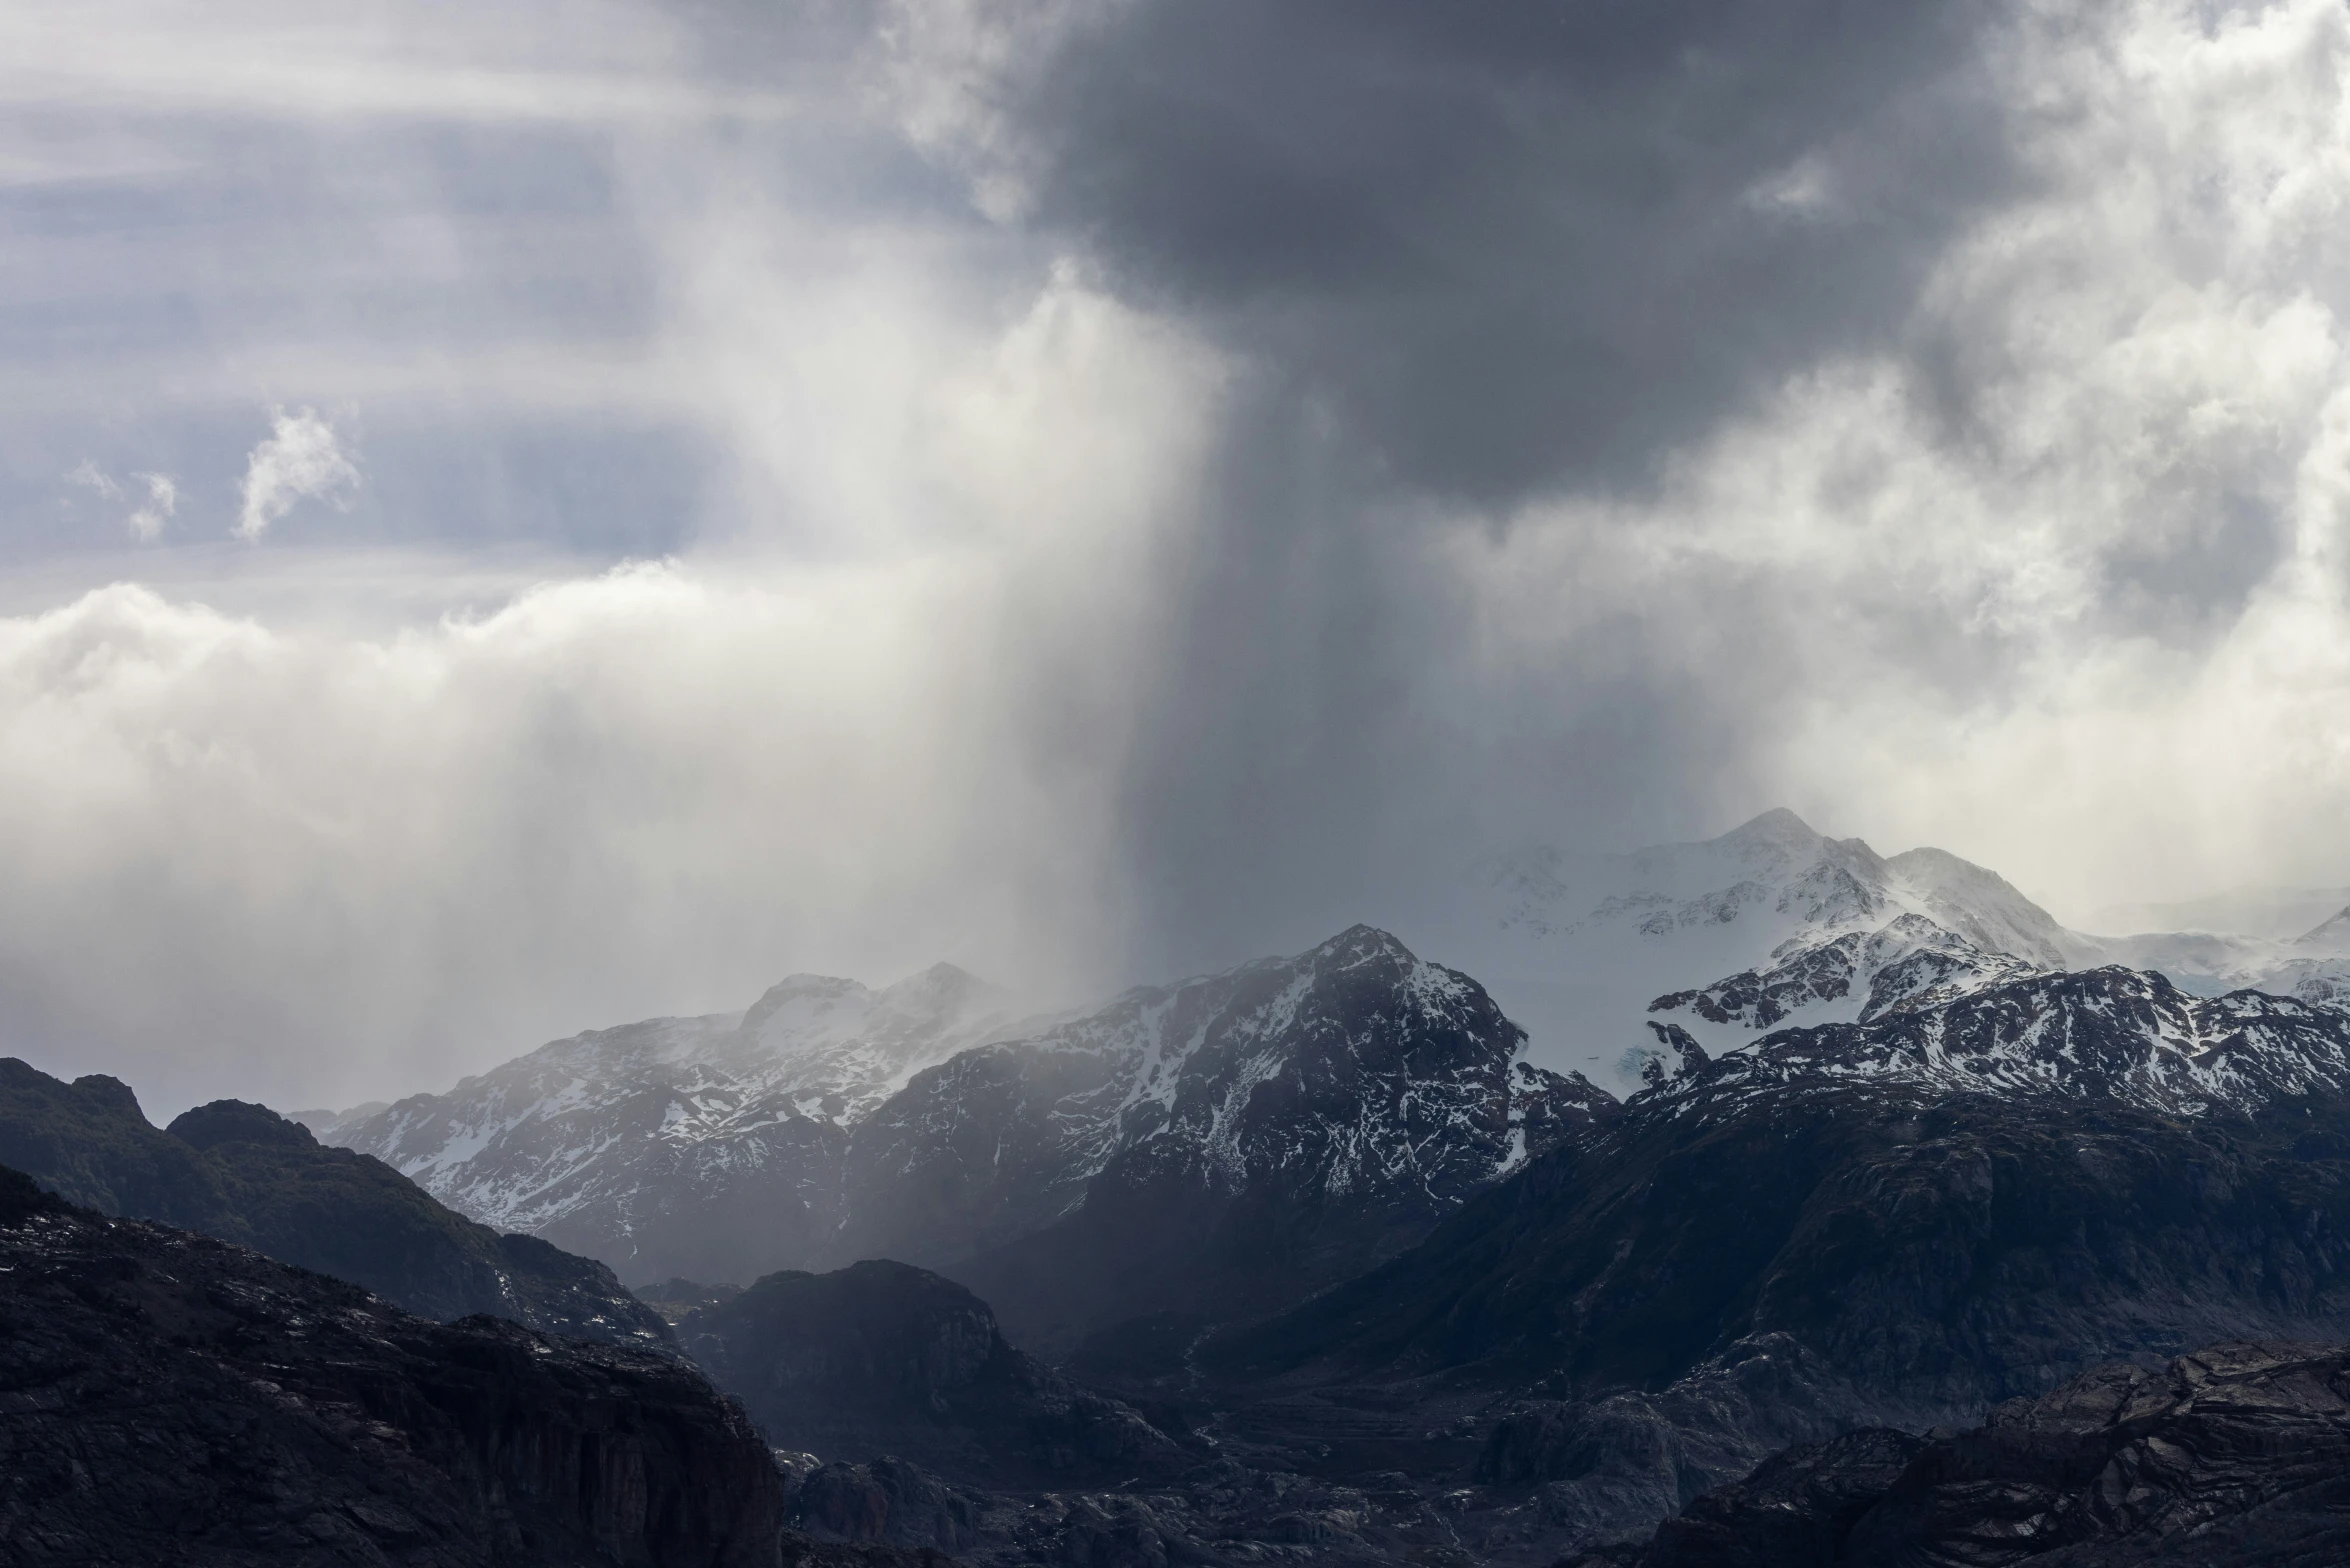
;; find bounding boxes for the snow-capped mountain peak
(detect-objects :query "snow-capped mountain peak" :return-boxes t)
[1881,846,2070,968]
[1445,809,2081,1090]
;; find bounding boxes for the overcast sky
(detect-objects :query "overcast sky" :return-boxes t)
[6,0,2350,1113]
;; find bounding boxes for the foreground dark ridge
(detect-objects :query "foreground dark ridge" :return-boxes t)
[0,1162,781,1566]
[1576,1340,2350,1566]
[0,1057,669,1348]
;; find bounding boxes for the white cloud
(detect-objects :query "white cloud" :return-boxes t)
[12,0,2350,1114]
[126,472,176,541]
[235,408,359,541]
[65,458,120,501]
[1453,0,2350,916]
[0,256,1221,1114]
[65,460,178,539]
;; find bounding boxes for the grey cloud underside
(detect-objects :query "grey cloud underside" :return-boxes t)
[988,0,2028,972]
[1013,0,2014,501]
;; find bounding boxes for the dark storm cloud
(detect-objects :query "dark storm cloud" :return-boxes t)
[954,0,2030,971]
[1006,0,2018,502]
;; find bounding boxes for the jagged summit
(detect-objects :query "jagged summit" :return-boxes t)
[1882,845,2070,966]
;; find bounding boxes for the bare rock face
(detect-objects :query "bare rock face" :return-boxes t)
[1581,1340,2350,1566]
[0,1162,783,1566]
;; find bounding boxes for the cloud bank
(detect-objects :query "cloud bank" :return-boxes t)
[3,0,2350,1111]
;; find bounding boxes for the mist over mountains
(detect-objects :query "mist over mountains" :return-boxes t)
[302,809,2350,1306]
[15,1,2350,1560]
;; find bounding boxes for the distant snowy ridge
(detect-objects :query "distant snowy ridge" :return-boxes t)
[1645,964,2350,1123]
[323,963,1032,1284]
[2066,914,2350,1009]
[1451,807,2350,1090]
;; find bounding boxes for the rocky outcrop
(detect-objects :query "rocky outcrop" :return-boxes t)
[0,1162,781,1566]
[680,1259,1184,1488]
[785,1456,985,1556]
[0,1058,668,1347]
[1580,1340,2350,1566]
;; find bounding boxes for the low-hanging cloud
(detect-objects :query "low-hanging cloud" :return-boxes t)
[235,408,360,542]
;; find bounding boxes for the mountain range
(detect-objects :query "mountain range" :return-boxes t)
[307,809,2350,1311]
[319,925,1608,1350]
[27,804,2350,1563]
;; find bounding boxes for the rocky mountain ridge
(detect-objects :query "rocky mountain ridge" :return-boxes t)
[319,928,1603,1333]
[679,1259,1185,1489]
[1643,964,2350,1120]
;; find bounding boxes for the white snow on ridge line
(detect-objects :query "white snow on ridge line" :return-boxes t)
[1422,807,2350,1096]
[321,964,1031,1234]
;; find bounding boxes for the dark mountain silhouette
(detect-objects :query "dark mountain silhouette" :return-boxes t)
[0,1162,779,1566]
[0,1057,667,1346]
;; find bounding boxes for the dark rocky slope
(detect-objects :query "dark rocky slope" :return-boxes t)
[1219,1082,2350,1404]
[0,1058,667,1347]
[1174,971,2350,1559]
[0,1162,781,1566]
[679,1259,1185,1489]
[1577,1340,2350,1566]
